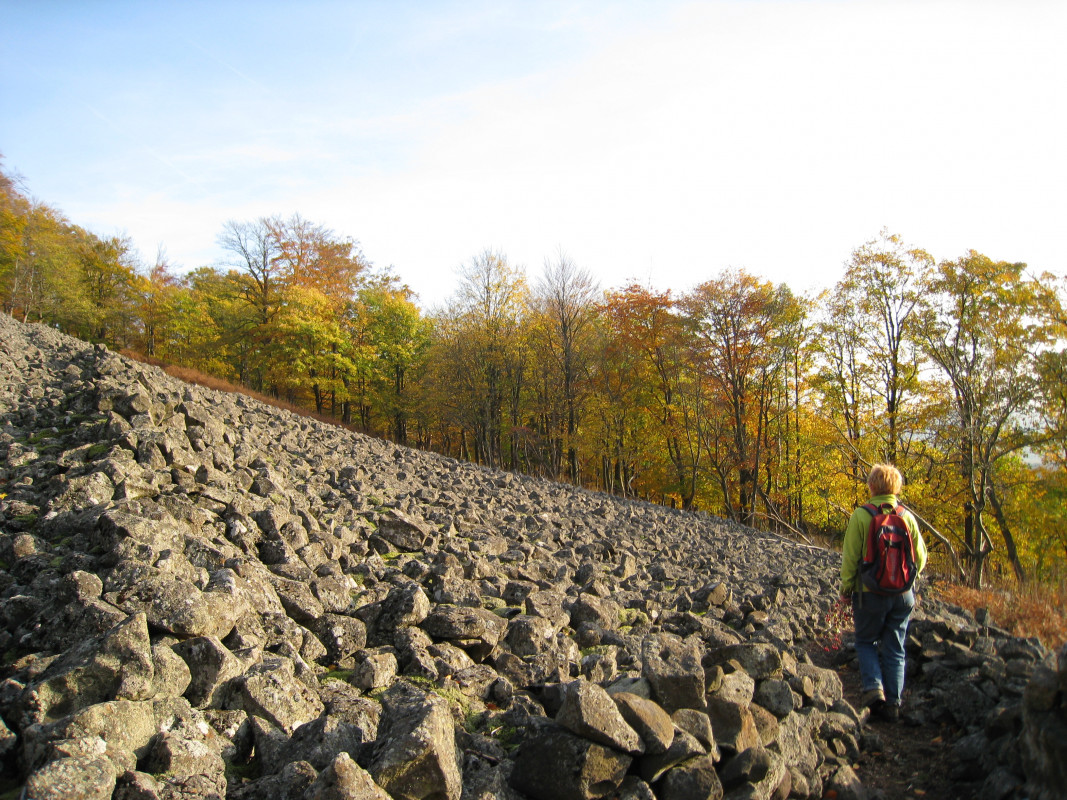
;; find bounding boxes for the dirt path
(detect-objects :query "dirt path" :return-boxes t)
[809,645,972,800]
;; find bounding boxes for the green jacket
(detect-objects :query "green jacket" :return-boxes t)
[840,494,928,595]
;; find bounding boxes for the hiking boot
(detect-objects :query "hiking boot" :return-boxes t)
[872,702,901,723]
[861,687,886,708]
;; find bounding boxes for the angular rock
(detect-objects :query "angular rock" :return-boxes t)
[711,643,784,681]
[612,691,674,755]
[789,664,842,711]
[306,751,392,799]
[719,746,786,799]
[556,679,644,754]
[377,508,436,552]
[509,726,631,800]
[638,727,706,784]
[753,679,798,719]
[172,636,242,709]
[706,697,761,757]
[365,682,462,800]
[657,754,724,800]
[314,613,369,665]
[672,708,718,759]
[113,572,240,640]
[225,656,325,733]
[17,613,155,727]
[25,754,118,800]
[713,668,755,706]
[642,633,706,713]
[352,649,399,691]
[420,604,507,662]
[505,614,557,657]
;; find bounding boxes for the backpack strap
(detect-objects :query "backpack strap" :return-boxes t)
[860,504,880,564]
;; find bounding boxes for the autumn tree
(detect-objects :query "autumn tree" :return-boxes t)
[682,269,801,525]
[134,248,181,358]
[270,284,355,411]
[77,233,139,344]
[428,250,528,468]
[529,251,600,483]
[217,215,368,392]
[917,252,1063,586]
[596,285,702,507]
[360,282,431,444]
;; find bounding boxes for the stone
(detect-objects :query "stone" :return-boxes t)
[789,664,842,711]
[713,668,756,706]
[305,751,393,799]
[509,726,631,800]
[656,754,723,800]
[224,656,325,733]
[672,708,718,759]
[365,682,462,800]
[352,650,399,691]
[706,697,761,757]
[823,764,867,800]
[612,691,674,755]
[719,746,786,799]
[16,613,156,727]
[314,614,369,664]
[749,702,780,747]
[506,614,558,657]
[377,508,435,552]
[753,679,798,719]
[113,770,163,800]
[710,643,783,680]
[420,604,508,662]
[228,759,319,800]
[274,713,372,772]
[150,643,192,699]
[25,755,118,800]
[642,633,706,713]
[113,572,240,640]
[172,636,242,709]
[556,679,644,754]
[638,728,706,783]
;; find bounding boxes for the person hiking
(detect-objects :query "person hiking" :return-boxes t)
[839,463,928,722]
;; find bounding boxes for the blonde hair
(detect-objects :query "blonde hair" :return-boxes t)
[867,463,903,496]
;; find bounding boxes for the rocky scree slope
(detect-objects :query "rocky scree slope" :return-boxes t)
[0,314,1063,800]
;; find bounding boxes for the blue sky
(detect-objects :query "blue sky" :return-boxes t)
[3,1,1065,305]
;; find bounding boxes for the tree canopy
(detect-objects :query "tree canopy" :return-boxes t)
[3,158,1065,588]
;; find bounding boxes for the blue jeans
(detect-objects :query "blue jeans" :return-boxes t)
[851,590,914,705]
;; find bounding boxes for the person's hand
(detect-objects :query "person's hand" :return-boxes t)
[838,594,851,605]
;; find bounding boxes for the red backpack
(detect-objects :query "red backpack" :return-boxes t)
[859,502,918,594]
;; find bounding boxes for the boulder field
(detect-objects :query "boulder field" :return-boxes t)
[0,313,1064,800]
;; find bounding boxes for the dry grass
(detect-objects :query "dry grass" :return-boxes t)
[120,350,361,433]
[936,580,1067,651]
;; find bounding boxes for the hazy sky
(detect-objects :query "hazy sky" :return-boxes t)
[3,1,1064,305]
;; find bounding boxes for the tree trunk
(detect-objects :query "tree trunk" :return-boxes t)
[987,485,1026,584]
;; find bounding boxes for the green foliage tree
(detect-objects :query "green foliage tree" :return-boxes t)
[428,250,529,468]
[917,252,1063,586]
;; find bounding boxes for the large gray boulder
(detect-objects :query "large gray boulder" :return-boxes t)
[612,691,675,755]
[15,613,156,728]
[509,726,632,800]
[642,633,706,713]
[224,656,325,733]
[420,604,508,662]
[363,682,462,800]
[556,679,644,754]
